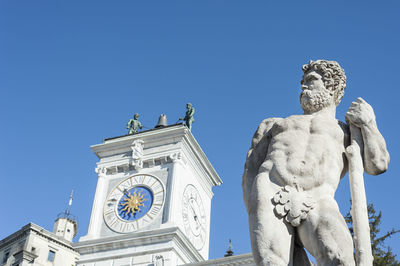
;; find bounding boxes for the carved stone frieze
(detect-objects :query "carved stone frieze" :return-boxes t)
[169,152,187,165]
[96,151,184,176]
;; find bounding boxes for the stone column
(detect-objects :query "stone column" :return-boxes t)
[164,152,184,224]
[84,166,108,240]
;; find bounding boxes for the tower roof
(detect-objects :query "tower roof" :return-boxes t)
[92,124,222,188]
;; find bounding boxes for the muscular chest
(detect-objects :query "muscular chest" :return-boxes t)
[270,115,346,148]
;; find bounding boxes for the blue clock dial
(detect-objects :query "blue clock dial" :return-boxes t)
[104,174,165,233]
[117,186,153,221]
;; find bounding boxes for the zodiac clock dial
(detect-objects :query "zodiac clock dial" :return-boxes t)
[182,184,207,250]
[103,174,165,233]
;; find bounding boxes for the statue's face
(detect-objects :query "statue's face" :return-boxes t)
[300,71,334,113]
[186,104,191,109]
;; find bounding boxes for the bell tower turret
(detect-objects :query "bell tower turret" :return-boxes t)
[53,190,78,242]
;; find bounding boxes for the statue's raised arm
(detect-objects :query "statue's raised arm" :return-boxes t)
[345,97,389,175]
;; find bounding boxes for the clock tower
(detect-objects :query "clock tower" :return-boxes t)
[74,124,222,266]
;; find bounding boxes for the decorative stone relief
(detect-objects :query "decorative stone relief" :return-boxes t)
[94,166,107,177]
[169,152,187,165]
[152,254,164,266]
[130,140,144,169]
[131,139,144,159]
[169,152,181,162]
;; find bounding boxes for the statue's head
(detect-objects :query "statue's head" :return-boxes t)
[134,113,140,119]
[186,103,192,109]
[300,60,346,113]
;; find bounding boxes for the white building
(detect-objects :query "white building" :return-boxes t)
[0,222,79,266]
[1,123,255,266]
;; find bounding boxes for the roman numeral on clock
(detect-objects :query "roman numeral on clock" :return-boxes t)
[154,194,164,202]
[149,206,160,217]
[119,179,131,191]
[133,175,145,184]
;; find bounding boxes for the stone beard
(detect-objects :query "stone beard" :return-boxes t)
[300,87,333,113]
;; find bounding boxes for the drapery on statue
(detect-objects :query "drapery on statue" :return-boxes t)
[179,103,195,130]
[242,60,390,266]
[126,113,143,134]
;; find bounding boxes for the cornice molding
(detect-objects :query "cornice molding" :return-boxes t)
[74,227,203,263]
[0,223,77,254]
[91,125,222,188]
[13,249,38,264]
[185,253,254,265]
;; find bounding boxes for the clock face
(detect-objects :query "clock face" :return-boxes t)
[104,174,165,233]
[182,184,206,250]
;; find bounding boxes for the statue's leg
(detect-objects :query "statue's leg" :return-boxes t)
[248,173,294,266]
[188,119,193,130]
[297,197,355,266]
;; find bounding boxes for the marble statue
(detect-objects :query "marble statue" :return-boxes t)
[242,60,389,265]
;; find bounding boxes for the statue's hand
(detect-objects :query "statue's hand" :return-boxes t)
[346,97,376,127]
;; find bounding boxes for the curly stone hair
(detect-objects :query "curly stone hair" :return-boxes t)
[302,60,347,105]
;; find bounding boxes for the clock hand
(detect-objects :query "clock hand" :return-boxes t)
[189,201,205,230]
[188,200,195,212]
[188,200,199,220]
[195,217,205,231]
[188,199,206,233]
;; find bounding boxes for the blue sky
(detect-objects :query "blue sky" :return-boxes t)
[1,0,399,261]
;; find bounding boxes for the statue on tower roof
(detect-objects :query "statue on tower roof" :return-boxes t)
[179,103,195,130]
[127,113,143,134]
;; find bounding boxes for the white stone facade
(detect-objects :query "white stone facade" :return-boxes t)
[0,223,79,266]
[75,124,222,265]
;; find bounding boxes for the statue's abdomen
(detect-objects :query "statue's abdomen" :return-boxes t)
[266,128,344,190]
